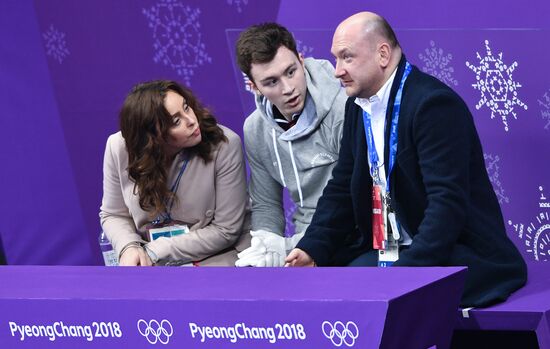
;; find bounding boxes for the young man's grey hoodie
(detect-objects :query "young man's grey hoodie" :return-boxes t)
[243,58,347,235]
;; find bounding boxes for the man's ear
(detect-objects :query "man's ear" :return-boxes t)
[378,42,391,68]
[299,53,305,66]
[248,80,261,95]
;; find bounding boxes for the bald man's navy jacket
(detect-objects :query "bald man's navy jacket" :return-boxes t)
[297,56,527,307]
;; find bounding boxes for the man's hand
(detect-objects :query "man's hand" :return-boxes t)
[119,245,153,266]
[285,248,315,267]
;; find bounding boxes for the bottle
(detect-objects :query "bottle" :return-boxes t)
[99,231,118,266]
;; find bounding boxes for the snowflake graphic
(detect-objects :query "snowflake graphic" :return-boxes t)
[508,186,550,262]
[42,25,70,64]
[538,89,550,131]
[418,40,458,87]
[466,40,528,132]
[143,0,212,86]
[227,0,248,13]
[295,39,314,58]
[484,153,509,204]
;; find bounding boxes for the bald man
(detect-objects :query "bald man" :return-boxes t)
[286,12,526,307]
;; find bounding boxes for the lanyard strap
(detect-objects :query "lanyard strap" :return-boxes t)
[167,156,189,212]
[154,155,189,224]
[362,61,412,192]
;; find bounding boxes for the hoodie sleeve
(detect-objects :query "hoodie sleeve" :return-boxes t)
[244,120,286,236]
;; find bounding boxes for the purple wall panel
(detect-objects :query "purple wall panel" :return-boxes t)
[277,0,547,29]
[0,0,548,264]
[0,0,93,264]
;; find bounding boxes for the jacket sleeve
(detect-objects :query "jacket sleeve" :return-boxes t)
[296,98,358,265]
[99,135,144,256]
[393,90,473,266]
[146,133,248,262]
[244,122,286,235]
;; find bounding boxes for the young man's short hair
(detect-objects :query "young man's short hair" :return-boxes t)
[236,23,299,81]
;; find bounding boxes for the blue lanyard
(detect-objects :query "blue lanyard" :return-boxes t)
[362,61,412,192]
[168,156,189,212]
[154,155,189,224]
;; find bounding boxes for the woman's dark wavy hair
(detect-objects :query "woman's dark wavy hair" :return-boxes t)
[119,80,226,217]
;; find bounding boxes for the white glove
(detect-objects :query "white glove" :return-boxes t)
[235,230,284,267]
[235,230,305,267]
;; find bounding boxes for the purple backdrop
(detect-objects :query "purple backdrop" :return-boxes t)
[0,0,548,265]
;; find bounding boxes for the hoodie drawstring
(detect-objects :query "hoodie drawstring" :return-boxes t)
[271,129,304,208]
[272,129,287,187]
[288,141,304,208]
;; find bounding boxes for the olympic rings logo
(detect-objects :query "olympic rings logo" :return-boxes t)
[137,319,173,344]
[321,321,359,347]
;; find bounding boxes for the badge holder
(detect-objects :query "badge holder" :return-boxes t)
[145,219,189,242]
[148,224,189,242]
[145,220,195,267]
[378,240,399,267]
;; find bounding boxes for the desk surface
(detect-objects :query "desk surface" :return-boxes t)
[0,266,466,349]
[0,265,465,301]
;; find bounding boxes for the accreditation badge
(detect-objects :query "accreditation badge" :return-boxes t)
[378,243,399,267]
[378,212,400,267]
[372,184,386,250]
[145,220,189,242]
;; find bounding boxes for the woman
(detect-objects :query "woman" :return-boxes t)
[100,80,249,266]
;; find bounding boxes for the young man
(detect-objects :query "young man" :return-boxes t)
[234,23,349,267]
[286,12,526,307]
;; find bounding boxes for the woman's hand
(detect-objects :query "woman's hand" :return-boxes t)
[119,245,153,266]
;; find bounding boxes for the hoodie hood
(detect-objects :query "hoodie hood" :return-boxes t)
[244,58,347,235]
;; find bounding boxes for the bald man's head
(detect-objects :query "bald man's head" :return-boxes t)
[331,12,402,98]
[336,12,399,50]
